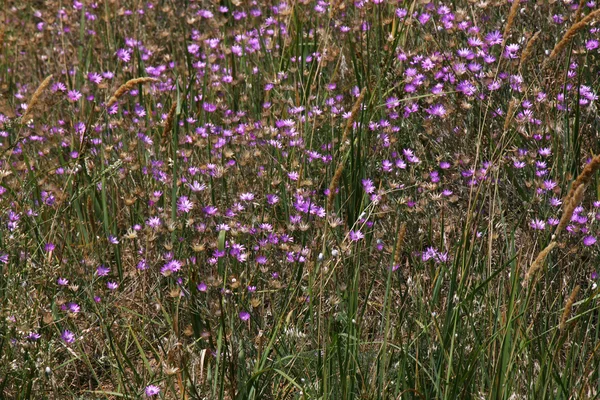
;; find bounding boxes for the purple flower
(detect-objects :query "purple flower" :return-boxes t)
[116,48,132,62]
[161,260,182,276]
[484,31,503,45]
[146,216,161,229]
[362,179,375,194]
[240,192,255,201]
[67,90,82,102]
[88,72,103,84]
[583,236,597,246]
[349,230,365,241]
[586,39,599,51]
[57,277,69,286]
[97,265,110,276]
[239,311,250,321]
[427,104,447,117]
[67,302,81,314]
[107,281,119,290]
[177,196,194,213]
[197,282,207,292]
[137,259,148,270]
[204,205,218,216]
[145,385,160,397]
[61,330,75,344]
[529,219,546,230]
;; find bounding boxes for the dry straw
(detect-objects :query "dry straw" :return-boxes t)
[393,223,407,267]
[562,154,600,209]
[546,9,600,63]
[326,87,367,210]
[340,87,367,147]
[21,75,53,122]
[559,285,580,331]
[523,241,557,284]
[502,0,521,46]
[162,101,177,139]
[519,30,541,68]
[574,0,588,23]
[526,154,600,284]
[106,77,160,107]
[554,183,586,237]
[503,98,518,132]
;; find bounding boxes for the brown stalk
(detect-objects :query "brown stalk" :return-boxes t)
[162,101,177,139]
[21,75,53,122]
[393,223,407,266]
[574,0,587,23]
[340,87,367,148]
[326,87,367,210]
[502,0,521,46]
[554,183,586,238]
[523,241,557,284]
[106,77,160,107]
[559,285,580,331]
[519,30,541,68]
[327,163,345,211]
[546,9,600,63]
[561,154,600,215]
[503,98,518,132]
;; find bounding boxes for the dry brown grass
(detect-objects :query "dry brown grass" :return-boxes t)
[106,77,160,107]
[20,74,52,122]
[546,9,600,63]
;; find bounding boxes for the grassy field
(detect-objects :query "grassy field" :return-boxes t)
[1,0,600,398]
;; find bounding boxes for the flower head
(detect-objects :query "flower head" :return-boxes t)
[145,385,160,397]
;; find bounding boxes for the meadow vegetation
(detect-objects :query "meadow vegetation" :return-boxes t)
[1,0,600,398]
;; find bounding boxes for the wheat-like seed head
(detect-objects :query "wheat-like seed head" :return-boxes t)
[393,223,407,266]
[162,101,177,139]
[106,77,160,107]
[327,87,367,211]
[546,9,600,64]
[21,75,53,122]
[502,0,521,47]
[559,285,580,331]
[523,241,557,284]
[519,31,541,70]
[562,154,600,211]
[555,184,586,238]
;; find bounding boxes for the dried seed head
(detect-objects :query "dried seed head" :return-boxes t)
[106,77,160,107]
[523,241,557,284]
[502,0,521,47]
[559,285,580,331]
[546,9,600,64]
[21,75,53,122]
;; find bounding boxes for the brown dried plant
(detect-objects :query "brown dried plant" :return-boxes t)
[523,241,557,284]
[546,9,600,63]
[519,31,541,69]
[162,101,178,139]
[502,0,521,46]
[106,77,160,107]
[327,87,367,210]
[20,75,53,122]
[559,285,580,331]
